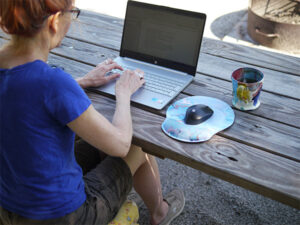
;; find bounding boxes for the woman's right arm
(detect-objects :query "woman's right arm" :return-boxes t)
[67,69,145,158]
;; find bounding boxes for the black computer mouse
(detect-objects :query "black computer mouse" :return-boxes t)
[184,104,214,125]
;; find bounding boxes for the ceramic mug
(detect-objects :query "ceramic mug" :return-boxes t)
[231,68,264,110]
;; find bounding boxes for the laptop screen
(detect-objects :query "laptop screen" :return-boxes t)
[120,1,206,75]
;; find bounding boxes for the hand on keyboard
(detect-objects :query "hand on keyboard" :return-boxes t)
[78,58,123,88]
[115,69,145,99]
[110,65,182,97]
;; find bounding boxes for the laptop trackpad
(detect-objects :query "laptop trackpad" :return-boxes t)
[93,81,171,110]
[131,88,171,109]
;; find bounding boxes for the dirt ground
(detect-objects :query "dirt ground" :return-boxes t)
[137,158,300,225]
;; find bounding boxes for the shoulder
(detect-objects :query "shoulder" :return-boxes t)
[40,62,74,85]
[29,60,71,81]
[40,61,91,124]
[29,60,90,104]
[33,61,82,95]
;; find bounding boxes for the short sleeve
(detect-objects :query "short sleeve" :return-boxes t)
[44,69,91,125]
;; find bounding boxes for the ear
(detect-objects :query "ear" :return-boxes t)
[48,12,61,34]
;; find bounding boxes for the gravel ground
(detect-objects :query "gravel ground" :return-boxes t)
[136,158,300,225]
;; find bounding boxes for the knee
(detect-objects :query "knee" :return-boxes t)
[122,144,147,175]
[129,144,148,164]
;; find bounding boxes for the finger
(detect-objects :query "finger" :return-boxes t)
[103,58,113,65]
[140,78,146,85]
[106,58,113,64]
[97,58,113,67]
[106,73,120,81]
[106,62,123,71]
[135,68,144,74]
[134,69,144,79]
[123,70,135,80]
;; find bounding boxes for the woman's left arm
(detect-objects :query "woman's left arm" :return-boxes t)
[76,59,123,89]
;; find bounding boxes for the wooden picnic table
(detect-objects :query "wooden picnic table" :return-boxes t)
[1,10,299,209]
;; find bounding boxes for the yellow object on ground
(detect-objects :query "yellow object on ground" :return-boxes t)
[108,200,139,225]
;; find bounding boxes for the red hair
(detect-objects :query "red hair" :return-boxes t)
[0,0,72,37]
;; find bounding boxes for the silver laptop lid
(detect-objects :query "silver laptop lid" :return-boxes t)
[120,1,206,76]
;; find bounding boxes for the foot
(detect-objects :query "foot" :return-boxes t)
[154,189,185,225]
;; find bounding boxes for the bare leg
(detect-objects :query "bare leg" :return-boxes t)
[123,145,168,225]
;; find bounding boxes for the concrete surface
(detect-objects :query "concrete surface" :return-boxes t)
[75,1,300,224]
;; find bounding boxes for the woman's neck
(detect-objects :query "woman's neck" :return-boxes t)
[0,32,50,69]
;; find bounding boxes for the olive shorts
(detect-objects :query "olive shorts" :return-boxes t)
[0,140,133,225]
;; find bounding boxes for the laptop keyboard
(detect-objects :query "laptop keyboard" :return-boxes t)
[144,72,183,96]
[110,66,185,97]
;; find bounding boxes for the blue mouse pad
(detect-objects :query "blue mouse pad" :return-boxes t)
[161,96,235,143]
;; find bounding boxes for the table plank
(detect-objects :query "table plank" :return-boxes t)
[2,21,299,100]
[68,10,300,76]
[68,12,122,50]
[163,93,300,162]
[69,10,300,77]
[90,84,300,162]
[184,78,300,129]
[50,40,300,163]
[43,37,300,128]
[46,47,300,162]
[196,53,300,100]
[0,37,7,45]
[64,13,300,100]
[201,38,300,77]
[2,10,300,78]
[88,91,300,209]
[2,36,299,162]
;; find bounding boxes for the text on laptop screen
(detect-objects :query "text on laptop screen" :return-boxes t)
[120,2,206,74]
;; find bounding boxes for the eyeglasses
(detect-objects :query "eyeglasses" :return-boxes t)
[65,7,81,20]
[42,7,81,21]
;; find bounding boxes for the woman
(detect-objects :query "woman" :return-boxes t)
[0,0,184,225]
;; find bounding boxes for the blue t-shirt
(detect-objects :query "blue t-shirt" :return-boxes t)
[0,60,91,219]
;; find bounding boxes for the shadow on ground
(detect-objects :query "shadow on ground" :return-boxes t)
[210,9,258,45]
[137,158,300,225]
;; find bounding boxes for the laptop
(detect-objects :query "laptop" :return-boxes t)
[90,0,206,110]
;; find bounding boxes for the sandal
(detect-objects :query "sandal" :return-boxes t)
[158,189,185,225]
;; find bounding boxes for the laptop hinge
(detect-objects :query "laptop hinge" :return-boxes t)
[123,57,190,76]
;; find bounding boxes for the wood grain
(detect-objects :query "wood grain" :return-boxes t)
[48,49,300,163]
[68,10,300,76]
[87,92,300,209]
[49,46,300,163]
[0,38,6,46]
[49,44,300,162]
[185,77,300,129]
[1,20,300,99]
[20,36,300,128]
[164,93,300,162]
[201,38,300,76]
[65,12,300,99]
[67,12,122,50]
[0,30,9,40]
[1,35,299,162]
[196,53,300,100]
[53,37,119,65]
[1,10,300,77]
